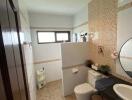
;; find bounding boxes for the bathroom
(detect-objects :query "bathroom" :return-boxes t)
[29,0,132,99]
[0,0,132,100]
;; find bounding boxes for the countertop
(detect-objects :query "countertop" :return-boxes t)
[88,67,132,100]
[98,75,132,100]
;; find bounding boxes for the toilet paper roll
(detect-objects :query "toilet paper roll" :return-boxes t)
[72,68,79,74]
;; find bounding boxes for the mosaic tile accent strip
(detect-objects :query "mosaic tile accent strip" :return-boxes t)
[88,0,118,72]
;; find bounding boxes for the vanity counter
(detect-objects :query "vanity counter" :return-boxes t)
[98,75,132,100]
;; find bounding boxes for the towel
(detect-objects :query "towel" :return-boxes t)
[95,77,115,91]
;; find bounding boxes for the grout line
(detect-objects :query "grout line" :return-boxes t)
[34,59,61,64]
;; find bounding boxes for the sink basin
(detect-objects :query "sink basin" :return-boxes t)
[113,84,132,100]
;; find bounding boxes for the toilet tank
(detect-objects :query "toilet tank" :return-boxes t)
[88,70,102,88]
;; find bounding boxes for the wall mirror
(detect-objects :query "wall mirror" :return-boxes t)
[119,38,132,78]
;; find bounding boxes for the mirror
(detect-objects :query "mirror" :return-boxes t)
[119,38,132,78]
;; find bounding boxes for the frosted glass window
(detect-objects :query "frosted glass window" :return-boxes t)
[56,33,69,41]
[37,31,70,43]
[38,32,55,43]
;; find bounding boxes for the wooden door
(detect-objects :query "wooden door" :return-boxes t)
[0,0,29,100]
[0,38,7,99]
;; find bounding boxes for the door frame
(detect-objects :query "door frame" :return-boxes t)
[0,0,30,99]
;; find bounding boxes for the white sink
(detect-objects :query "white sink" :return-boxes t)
[113,84,132,100]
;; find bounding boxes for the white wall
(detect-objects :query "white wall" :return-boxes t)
[22,45,36,100]
[72,6,88,42]
[61,42,89,96]
[19,0,31,42]
[73,6,88,27]
[116,4,132,78]
[29,12,73,28]
[62,65,88,96]
[30,12,73,83]
[31,35,61,61]
[120,40,132,71]
[61,42,89,68]
[31,30,62,82]
[18,0,36,100]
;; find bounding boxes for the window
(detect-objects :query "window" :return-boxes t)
[56,32,69,41]
[37,32,55,43]
[37,31,70,43]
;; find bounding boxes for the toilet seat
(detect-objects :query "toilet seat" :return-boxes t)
[74,83,96,94]
[74,70,102,100]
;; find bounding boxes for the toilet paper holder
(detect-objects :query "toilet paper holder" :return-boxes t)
[72,68,79,74]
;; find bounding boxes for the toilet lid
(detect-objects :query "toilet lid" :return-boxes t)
[74,83,96,94]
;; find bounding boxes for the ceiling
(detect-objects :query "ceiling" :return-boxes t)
[24,0,91,15]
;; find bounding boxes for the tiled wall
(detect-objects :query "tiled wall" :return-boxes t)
[88,0,118,73]
[18,0,36,100]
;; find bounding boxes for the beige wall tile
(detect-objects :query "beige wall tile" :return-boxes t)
[88,0,118,73]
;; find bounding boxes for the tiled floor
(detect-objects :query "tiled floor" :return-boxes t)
[37,80,76,100]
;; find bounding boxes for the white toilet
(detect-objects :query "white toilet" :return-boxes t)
[74,69,102,100]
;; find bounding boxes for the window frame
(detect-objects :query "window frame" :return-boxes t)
[37,31,71,44]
